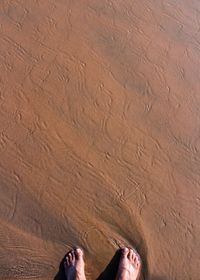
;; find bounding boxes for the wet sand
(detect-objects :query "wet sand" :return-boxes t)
[0,0,200,279]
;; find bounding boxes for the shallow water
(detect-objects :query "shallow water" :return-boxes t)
[0,0,200,279]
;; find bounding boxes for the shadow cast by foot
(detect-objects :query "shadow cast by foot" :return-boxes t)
[54,254,66,280]
[96,249,121,280]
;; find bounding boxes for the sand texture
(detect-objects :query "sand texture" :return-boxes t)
[0,0,200,279]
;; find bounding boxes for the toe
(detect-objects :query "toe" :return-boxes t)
[128,249,134,260]
[64,260,67,268]
[66,256,70,266]
[133,253,141,270]
[71,250,75,262]
[69,252,73,263]
[75,248,83,259]
[121,247,129,257]
[136,255,141,268]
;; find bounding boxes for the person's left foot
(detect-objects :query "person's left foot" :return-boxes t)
[64,248,86,280]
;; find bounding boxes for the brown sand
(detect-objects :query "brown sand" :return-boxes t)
[0,0,200,279]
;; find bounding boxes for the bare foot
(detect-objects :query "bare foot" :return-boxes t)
[116,247,141,280]
[64,248,86,280]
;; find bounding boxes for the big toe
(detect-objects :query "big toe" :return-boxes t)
[75,248,84,260]
[121,247,129,257]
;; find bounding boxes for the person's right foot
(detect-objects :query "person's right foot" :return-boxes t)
[64,248,86,280]
[116,247,141,280]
